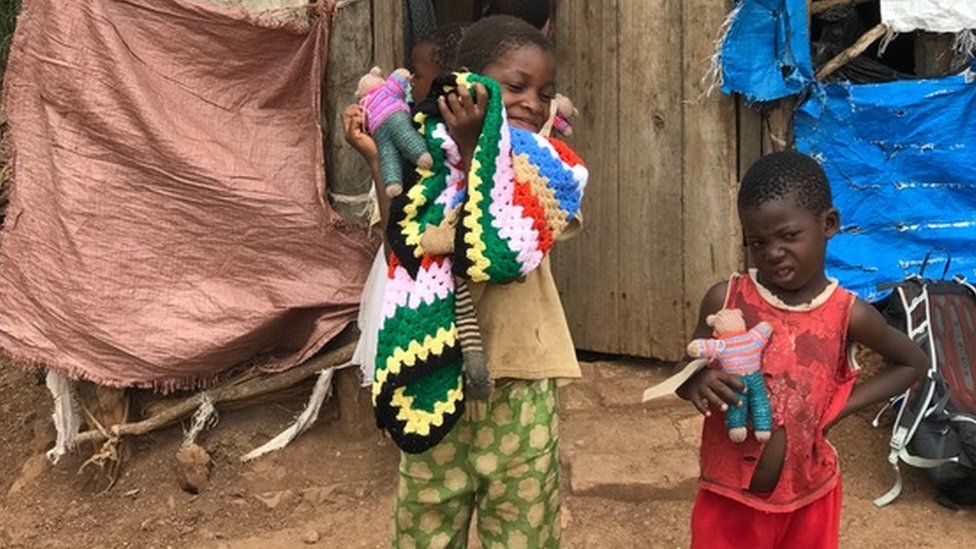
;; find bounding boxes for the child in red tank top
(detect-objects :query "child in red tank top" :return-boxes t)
[677,152,928,549]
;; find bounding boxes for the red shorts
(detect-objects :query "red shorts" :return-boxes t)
[690,484,842,549]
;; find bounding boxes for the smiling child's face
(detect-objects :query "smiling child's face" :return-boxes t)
[481,45,556,133]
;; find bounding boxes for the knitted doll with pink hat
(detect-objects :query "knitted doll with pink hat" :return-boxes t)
[356,67,433,198]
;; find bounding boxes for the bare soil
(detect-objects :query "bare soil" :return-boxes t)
[0,358,971,549]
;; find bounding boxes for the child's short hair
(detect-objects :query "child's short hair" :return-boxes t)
[414,24,465,72]
[485,0,552,30]
[738,151,832,214]
[456,15,552,73]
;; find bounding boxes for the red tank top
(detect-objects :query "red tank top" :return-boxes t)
[698,272,857,512]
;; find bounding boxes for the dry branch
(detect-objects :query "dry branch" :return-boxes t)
[816,23,889,80]
[75,341,355,445]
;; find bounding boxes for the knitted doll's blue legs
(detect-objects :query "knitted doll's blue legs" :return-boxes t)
[375,112,428,189]
[375,132,403,188]
[385,111,429,160]
[723,378,748,432]
[724,371,771,442]
[744,370,772,435]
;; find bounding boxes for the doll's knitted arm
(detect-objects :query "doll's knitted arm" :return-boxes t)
[386,71,410,97]
[749,321,773,345]
[552,115,573,136]
[686,338,724,359]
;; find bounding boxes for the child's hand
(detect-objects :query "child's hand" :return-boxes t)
[439,83,488,160]
[342,104,377,162]
[676,368,745,416]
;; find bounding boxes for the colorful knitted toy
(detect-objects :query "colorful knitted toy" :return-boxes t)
[356,67,433,198]
[687,309,773,443]
[373,72,587,453]
[551,93,577,137]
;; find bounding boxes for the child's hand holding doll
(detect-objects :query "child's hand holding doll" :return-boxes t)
[342,104,377,163]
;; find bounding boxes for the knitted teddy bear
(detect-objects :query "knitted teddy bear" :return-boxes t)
[686,309,773,443]
[356,66,433,198]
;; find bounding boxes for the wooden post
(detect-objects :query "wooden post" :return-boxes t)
[373,0,404,71]
[335,366,375,438]
[75,381,130,491]
[914,31,955,78]
[324,0,375,222]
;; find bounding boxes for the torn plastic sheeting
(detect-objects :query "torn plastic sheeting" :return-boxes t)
[718,0,814,102]
[796,74,976,301]
[0,0,374,391]
[881,0,976,33]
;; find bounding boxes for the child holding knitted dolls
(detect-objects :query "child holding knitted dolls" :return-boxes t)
[344,24,463,387]
[676,152,927,549]
[348,15,585,548]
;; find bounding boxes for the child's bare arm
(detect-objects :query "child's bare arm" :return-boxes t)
[827,299,927,429]
[676,281,746,416]
[342,104,388,228]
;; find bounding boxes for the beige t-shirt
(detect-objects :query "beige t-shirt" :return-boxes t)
[467,256,580,382]
[466,216,582,383]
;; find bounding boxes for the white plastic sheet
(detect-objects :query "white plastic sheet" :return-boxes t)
[881,0,976,33]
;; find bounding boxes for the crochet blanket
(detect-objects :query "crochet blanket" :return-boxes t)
[373,73,588,453]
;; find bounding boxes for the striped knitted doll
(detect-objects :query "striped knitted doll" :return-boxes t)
[356,67,433,198]
[686,308,773,443]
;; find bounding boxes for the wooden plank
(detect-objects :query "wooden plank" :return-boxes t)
[681,0,741,352]
[737,96,762,181]
[373,0,404,71]
[323,0,374,218]
[551,0,621,353]
[914,31,955,78]
[614,0,684,358]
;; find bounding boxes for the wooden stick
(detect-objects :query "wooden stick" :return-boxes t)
[816,23,889,80]
[811,0,876,16]
[75,342,356,445]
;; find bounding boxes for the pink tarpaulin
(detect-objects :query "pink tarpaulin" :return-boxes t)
[0,0,374,391]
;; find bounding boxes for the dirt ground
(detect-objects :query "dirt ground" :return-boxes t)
[0,358,972,549]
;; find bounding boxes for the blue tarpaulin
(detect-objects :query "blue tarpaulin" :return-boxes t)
[719,0,814,102]
[796,72,976,301]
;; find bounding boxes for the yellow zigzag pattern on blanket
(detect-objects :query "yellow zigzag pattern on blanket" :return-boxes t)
[371,326,458,402]
[398,112,434,258]
[457,73,492,282]
[391,378,464,436]
[461,155,491,282]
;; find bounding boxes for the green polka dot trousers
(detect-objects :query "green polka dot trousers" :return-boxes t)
[393,379,562,549]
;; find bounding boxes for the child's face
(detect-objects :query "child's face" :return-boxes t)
[411,42,441,104]
[740,195,839,296]
[482,45,556,133]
